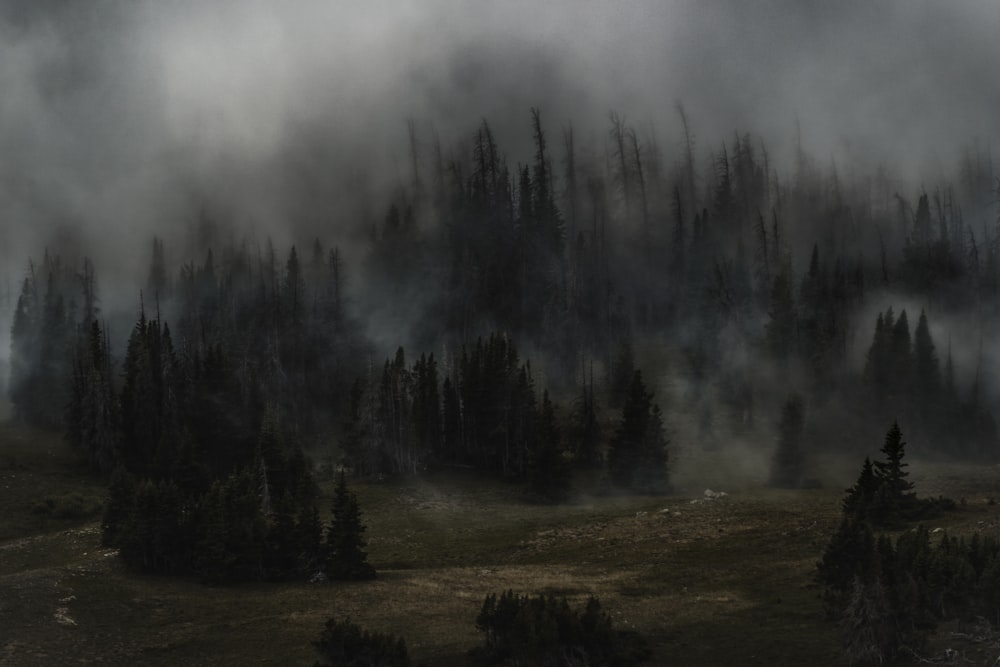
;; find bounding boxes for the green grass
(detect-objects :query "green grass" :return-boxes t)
[2,423,998,665]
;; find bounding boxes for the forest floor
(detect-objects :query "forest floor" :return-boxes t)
[2,423,1000,666]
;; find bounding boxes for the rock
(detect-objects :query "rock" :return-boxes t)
[54,608,76,626]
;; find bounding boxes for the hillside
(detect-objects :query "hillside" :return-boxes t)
[3,423,999,665]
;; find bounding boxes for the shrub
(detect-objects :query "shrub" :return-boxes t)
[31,492,103,520]
[473,590,649,666]
[313,617,410,667]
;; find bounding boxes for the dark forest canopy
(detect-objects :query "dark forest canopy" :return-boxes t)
[5,106,1000,472]
[0,7,999,596]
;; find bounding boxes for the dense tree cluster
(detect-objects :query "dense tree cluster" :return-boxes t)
[9,252,86,426]
[6,108,1000,592]
[7,109,1000,468]
[341,334,656,497]
[473,590,649,666]
[313,617,411,667]
[311,591,648,667]
[99,392,373,582]
[863,307,997,458]
[815,424,996,664]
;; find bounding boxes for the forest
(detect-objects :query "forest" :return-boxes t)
[2,100,999,589]
[3,1,1000,664]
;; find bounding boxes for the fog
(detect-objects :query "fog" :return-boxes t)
[3,1,998,273]
[2,1,1000,473]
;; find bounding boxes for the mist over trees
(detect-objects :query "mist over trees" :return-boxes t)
[6,104,1000,498]
[2,3,1000,604]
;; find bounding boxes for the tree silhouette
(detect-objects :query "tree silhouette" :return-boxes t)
[325,471,375,580]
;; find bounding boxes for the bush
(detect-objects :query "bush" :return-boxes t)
[313,617,410,667]
[473,590,649,666]
[31,492,103,520]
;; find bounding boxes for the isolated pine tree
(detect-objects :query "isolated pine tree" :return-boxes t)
[325,471,375,580]
[871,422,916,525]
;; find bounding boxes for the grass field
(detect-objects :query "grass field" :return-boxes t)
[2,422,1000,665]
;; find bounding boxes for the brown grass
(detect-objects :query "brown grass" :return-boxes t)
[2,423,999,666]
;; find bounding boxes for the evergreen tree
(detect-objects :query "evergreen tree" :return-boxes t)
[888,310,912,402]
[863,312,890,403]
[842,458,879,520]
[8,272,38,422]
[67,319,118,473]
[912,309,940,427]
[313,617,410,667]
[871,421,916,525]
[101,466,136,547]
[768,394,805,488]
[411,353,442,460]
[607,370,670,493]
[764,273,796,364]
[441,375,462,463]
[528,390,572,502]
[568,368,602,468]
[325,471,375,580]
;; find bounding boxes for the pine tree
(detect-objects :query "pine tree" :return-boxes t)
[441,376,462,463]
[768,394,805,488]
[313,617,411,667]
[608,370,670,493]
[635,404,671,494]
[888,310,912,402]
[528,390,572,502]
[569,367,602,468]
[412,354,442,461]
[101,466,136,547]
[325,471,375,580]
[842,458,879,519]
[863,312,889,403]
[871,422,916,525]
[912,309,940,427]
[764,273,796,364]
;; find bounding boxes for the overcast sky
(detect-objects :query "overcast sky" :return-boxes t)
[1,0,998,291]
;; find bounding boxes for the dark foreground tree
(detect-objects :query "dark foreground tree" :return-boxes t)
[325,471,376,580]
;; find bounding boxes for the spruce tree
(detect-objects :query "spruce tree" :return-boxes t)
[871,421,916,524]
[842,458,879,519]
[863,312,889,402]
[912,309,940,432]
[569,369,602,469]
[528,390,572,502]
[608,370,670,493]
[888,310,912,401]
[325,471,375,580]
[764,273,796,364]
[768,394,805,488]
